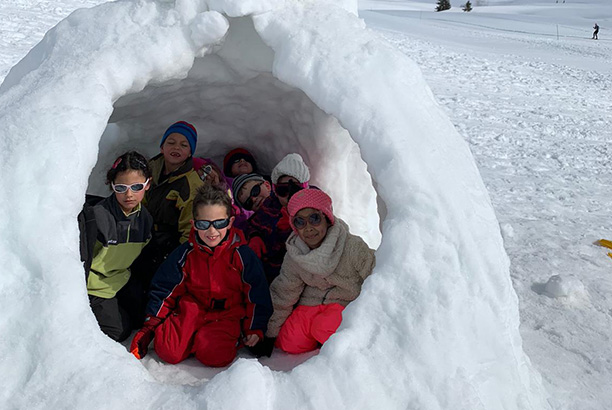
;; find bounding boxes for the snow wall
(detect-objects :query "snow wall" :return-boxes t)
[0,0,549,409]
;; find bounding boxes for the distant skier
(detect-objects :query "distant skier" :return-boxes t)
[592,23,599,40]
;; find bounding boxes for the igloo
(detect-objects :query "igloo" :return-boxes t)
[0,0,549,409]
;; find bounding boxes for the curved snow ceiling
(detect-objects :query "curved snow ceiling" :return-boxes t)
[0,0,549,409]
[92,15,381,246]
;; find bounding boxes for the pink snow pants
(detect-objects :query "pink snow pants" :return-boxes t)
[276,303,344,354]
[154,296,241,367]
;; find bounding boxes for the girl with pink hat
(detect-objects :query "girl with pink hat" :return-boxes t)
[265,188,376,354]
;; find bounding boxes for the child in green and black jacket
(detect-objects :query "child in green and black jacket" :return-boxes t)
[79,151,153,342]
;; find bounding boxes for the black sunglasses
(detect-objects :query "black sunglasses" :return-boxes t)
[194,218,231,230]
[274,180,303,198]
[232,154,252,164]
[293,212,323,230]
[242,182,264,210]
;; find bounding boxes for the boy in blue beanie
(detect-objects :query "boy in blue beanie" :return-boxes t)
[159,121,198,156]
[130,121,203,317]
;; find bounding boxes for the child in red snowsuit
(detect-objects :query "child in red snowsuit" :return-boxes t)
[130,185,272,367]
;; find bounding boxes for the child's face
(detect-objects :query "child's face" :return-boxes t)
[293,207,329,250]
[230,158,253,177]
[160,133,191,169]
[113,170,149,214]
[275,175,300,208]
[238,180,270,212]
[192,204,233,248]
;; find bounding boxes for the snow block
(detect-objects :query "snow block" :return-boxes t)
[0,0,549,409]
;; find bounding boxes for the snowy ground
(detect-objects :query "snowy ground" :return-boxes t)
[358,2,612,409]
[1,1,611,409]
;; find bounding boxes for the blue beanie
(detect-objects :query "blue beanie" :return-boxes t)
[160,121,198,155]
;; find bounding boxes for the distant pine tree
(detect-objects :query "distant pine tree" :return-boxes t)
[435,0,451,12]
[462,1,472,11]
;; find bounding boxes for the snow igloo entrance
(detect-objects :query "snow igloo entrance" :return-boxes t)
[82,15,382,382]
[89,16,383,248]
[0,0,550,407]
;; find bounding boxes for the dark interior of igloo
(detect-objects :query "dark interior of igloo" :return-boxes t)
[86,17,384,245]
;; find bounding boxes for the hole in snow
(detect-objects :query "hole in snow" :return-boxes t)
[83,16,383,384]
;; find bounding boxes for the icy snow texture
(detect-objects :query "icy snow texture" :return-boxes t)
[0,0,548,409]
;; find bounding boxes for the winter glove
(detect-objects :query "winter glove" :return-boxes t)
[130,315,162,359]
[248,236,267,259]
[246,337,276,358]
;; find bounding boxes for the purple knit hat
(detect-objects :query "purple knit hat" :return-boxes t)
[287,188,335,232]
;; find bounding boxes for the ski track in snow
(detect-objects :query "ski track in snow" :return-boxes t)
[1,1,612,409]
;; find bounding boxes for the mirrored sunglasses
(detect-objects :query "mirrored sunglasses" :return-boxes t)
[112,178,149,194]
[194,218,231,230]
[293,212,323,230]
[242,182,264,211]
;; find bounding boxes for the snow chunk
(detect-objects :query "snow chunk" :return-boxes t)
[500,222,515,241]
[190,11,229,56]
[543,275,585,299]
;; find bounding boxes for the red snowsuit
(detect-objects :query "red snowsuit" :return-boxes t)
[146,227,272,367]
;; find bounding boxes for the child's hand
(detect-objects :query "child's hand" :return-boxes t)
[243,334,260,347]
[246,337,276,358]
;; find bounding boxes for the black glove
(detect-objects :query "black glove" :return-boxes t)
[246,337,276,358]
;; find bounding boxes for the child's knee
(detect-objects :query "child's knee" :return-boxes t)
[309,304,344,346]
[155,341,188,364]
[192,321,240,366]
[195,346,236,367]
[276,330,318,354]
[276,308,320,354]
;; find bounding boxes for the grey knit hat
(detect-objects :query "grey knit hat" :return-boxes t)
[271,153,310,185]
[232,173,266,208]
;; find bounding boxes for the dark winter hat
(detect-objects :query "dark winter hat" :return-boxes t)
[160,121,198,155]
[288,188,335,232]
[223,148,257,177]
[232,173,266,209]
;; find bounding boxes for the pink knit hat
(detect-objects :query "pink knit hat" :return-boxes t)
[193,157,206,171]
[288,188,335,231]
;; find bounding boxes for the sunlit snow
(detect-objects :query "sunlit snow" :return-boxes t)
[1,0,611,409]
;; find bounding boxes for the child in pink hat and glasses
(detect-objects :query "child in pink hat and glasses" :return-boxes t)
[265,188,376,354]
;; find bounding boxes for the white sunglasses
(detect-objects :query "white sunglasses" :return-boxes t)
[112,178,150,194]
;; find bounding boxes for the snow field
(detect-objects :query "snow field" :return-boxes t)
[8,0,611,409]
[360,4,612,409]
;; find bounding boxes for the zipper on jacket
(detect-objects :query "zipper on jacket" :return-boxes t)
[322,288,333,304]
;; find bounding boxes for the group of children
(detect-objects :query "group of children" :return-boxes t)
[79,120,376,367]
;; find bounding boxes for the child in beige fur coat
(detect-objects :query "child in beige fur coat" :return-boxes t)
[266,188,375,354]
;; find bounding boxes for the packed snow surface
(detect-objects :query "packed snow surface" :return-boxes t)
[1,0,610,409]
[358,1,612,409]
